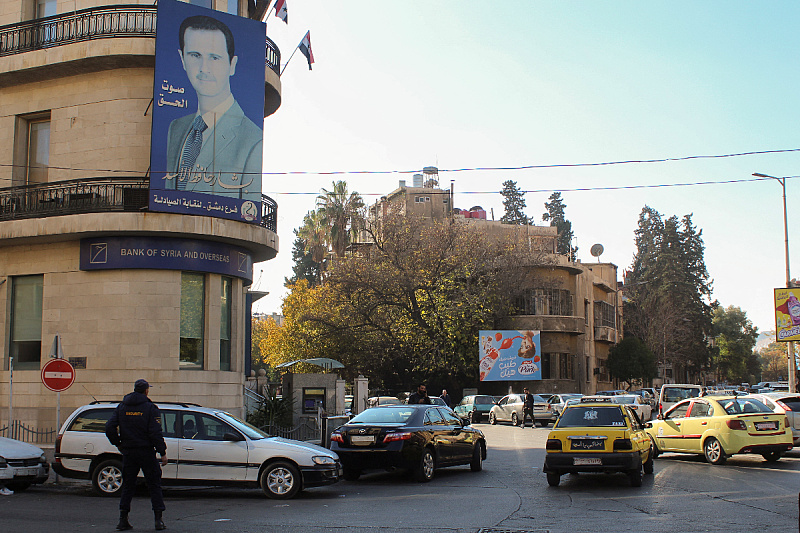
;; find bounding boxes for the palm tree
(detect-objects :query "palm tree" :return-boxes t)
[316,181,365,258]
[297,210,328,263]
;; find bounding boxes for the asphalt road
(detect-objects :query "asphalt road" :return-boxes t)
[1,423,798,533]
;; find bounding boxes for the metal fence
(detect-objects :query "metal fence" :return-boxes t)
[261,418,321,443]
[0,420,56,444]
[0,176,278,232]
[0,5,281,75]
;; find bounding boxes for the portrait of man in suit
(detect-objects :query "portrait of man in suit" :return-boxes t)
[166,14,262,200]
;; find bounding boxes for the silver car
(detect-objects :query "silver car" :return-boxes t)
[749,392,800,446]
[0,437,50,491]
[489,393,555,427]
[546,394,583,416]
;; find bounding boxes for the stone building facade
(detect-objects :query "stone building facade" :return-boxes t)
[0,0,280,429]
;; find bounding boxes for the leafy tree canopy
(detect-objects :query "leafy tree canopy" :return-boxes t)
[607,336,657,388]
[711,306,759,384]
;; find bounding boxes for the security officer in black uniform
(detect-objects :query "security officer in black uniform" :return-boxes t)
[105,379,168,530]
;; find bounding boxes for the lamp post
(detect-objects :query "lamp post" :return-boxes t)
[753,173,796,393]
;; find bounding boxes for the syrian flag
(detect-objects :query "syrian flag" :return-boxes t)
[274,0,287,23]
[299,31,314,70]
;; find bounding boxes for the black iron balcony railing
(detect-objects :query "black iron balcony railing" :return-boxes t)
[0,177,278,232]
[0,5,281,75]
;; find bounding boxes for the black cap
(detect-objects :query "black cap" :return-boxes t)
[134,379,150,393]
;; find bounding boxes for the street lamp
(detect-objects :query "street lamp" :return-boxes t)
[753,172,796,393]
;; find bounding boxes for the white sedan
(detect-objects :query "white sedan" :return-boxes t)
[0,437,50,491]
[611,394,653,421]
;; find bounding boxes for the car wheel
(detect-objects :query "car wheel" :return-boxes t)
[413,448,435,482]
[703,437,727,465]
[628,464,643,487]
[761,451,782,462]
[489,412,497,425]
[511,412,518,426]
[260,461,301,499]
[643,445,655,475]
[92,459,123,496]
[649,436,661,459]
[6,481,31,492]
[343,468,361,481]
[546,471,560,487]
[470,444,483,472]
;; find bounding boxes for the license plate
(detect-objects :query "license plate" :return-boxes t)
[754,421,778,431]
[349,435,375,445]
[16,467,39,476]
[571,439,604,450]
[573,457,602,466]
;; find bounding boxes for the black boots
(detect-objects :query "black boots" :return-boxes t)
[154,510,166,530]
[116,510,133,531]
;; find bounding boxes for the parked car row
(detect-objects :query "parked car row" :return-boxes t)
[0,437,50,492]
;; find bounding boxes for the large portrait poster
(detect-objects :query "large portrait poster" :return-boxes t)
[479,330,542,381]
[775,287,800,342]
[149,0,265,224]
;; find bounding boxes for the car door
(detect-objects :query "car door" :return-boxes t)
[679,400,713,453]
[158,409,181,480]
[423,407,453,463]
[496,396,513,422]
[438,408,473,462]
[176,412,249,481]
[653,401,691,452]
[624,406,651,457]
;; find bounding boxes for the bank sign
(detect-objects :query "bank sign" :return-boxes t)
[775,287,800,342]
[80,236,253,284]
[479,330,542,382]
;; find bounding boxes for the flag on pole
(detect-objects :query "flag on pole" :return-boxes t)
[299,31,314,70]
[274,0,287,23]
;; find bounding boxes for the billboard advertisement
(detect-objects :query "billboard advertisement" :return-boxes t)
[149,0,265,224]
[775,287,800,342]
[479,330,542,381]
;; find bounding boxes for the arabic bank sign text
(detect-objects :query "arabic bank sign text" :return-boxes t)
[80,237,254,284]
[479,330,542,382]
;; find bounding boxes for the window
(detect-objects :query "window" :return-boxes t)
[593,300,616,328]
[180,272,205,369]
[559,354,574,380]
[512,288,573,316]
[10,275,44,370]
[225,0,238,15]
[541,353,551,379]
[14,114,50,186]
[585,356,590,382]
[67,408,114,432]
[688,402,711,418]
[189,0,212,8]
[36,0,56,18]
[220,276,232,371]
[424,408,444,425]
[180,413,236,441]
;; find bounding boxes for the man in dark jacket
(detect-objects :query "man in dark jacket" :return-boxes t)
[522,387,535,428]
[408,384,432,405]
[105,379,168,531]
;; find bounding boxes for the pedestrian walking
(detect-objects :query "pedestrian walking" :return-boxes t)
[105,379,168,531]
[522,387,535,428]
[440,389,452,408]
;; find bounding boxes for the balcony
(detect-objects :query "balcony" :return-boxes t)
[0,177,277,233]
[0,5,281,116]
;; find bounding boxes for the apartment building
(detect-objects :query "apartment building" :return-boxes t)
[0,0,280,428]
[368,178,621,395]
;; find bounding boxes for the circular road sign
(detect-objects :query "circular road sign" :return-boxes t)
[41,358,75,392]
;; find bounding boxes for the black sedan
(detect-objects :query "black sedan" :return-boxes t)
[330,404,487,482]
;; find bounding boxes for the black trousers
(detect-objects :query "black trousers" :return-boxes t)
[522,408,535,427]
[119,447,165,512]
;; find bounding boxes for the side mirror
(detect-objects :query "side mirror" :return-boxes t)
[656,413,663,420]
[644,421,653,429]
[223,432,244,442]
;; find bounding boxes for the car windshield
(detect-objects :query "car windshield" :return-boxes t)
[532,394,547,402]
[612,396,637,404]
[662,387,701,403]
[718,398,772,415]
[216,412,268,440]
[474,396,495,405]
[778,396,800,411]
[556,406,626,428]
[349,407,415,424]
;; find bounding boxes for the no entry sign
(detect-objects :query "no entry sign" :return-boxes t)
[41,358,75,392]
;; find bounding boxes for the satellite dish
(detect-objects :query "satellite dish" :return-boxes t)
[590,244,604,259]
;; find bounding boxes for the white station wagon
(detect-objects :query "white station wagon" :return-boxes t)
[53,402,341,499]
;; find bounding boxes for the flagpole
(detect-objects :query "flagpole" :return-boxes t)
[280,44,300,76]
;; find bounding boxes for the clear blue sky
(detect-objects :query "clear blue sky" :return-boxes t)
[253,1,800,333]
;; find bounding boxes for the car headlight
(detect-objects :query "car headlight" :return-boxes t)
[312,455,335,465]
[0,456,6,468]
[39,454,47,464]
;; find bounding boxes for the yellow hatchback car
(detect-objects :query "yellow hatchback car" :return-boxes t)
[543,397,654,487]
[645,395,793,464]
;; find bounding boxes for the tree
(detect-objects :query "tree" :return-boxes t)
[758,342,787,381]
[623,207,714,382]
[711,306,759,384]
[279,210,545,391]
[297,210,328,263]
[542,192,577,260]
[285,234,323,287]
[607,336,657,389]
[499,180,529,225]
[316,181,365,258]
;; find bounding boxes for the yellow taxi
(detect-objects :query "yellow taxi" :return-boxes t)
[543,397,654,487]
[645,395,793,464]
